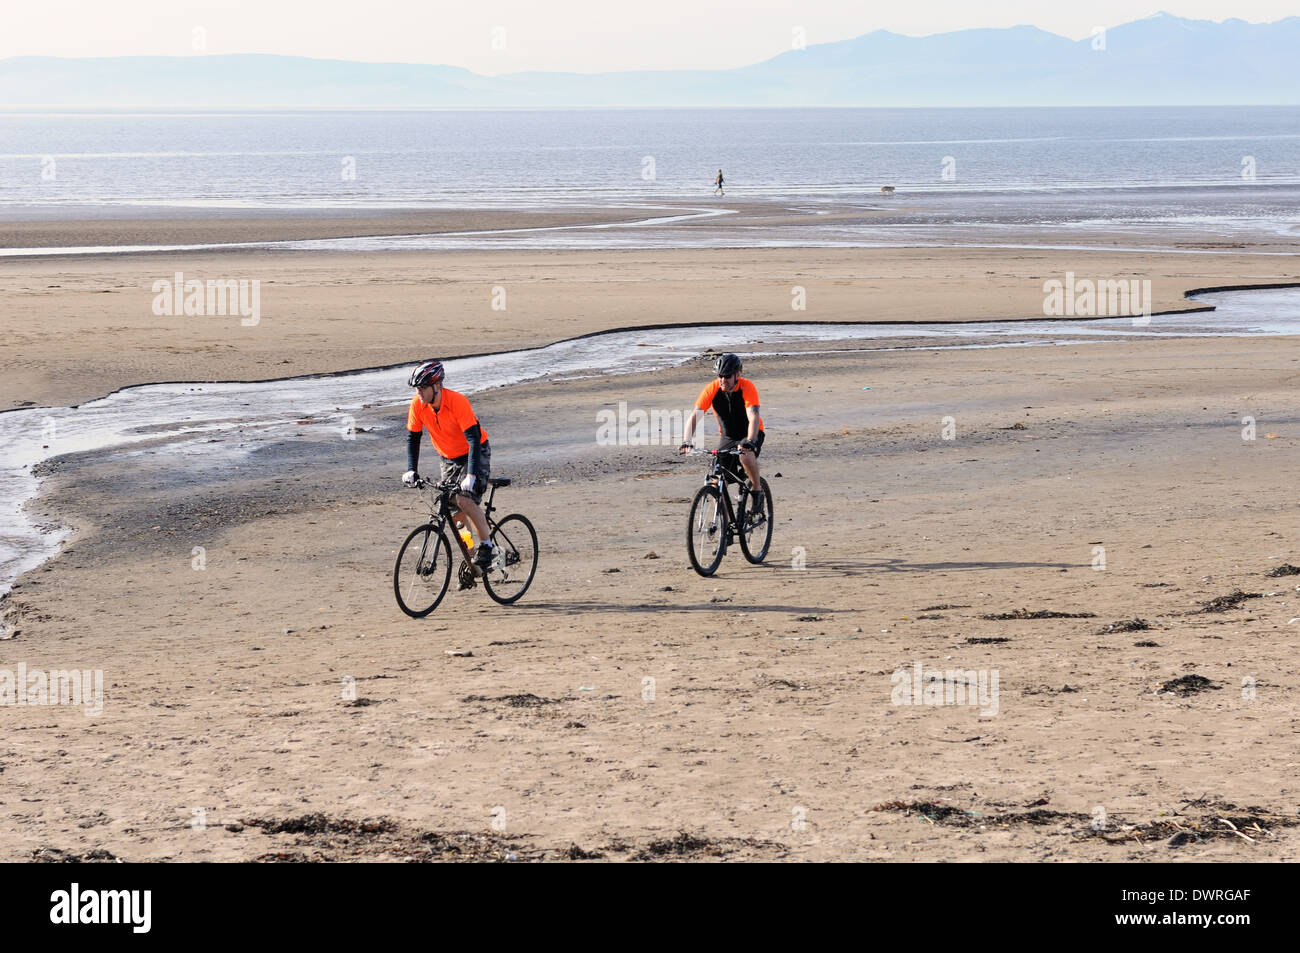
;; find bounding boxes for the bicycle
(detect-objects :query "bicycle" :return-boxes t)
[684,448,774,577]
[394,475,538,617]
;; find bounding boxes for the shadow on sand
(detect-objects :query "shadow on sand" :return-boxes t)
[520,600,839,615]
[788,556,1084,575]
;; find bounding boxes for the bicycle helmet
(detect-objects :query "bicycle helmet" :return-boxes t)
[714,352,743,377]
[407,360,445,388]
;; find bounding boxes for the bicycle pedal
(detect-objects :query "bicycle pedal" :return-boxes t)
[457,562,477,590]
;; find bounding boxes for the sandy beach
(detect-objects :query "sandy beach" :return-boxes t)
[1,210,1299,862]
[0,204,722,251]
[2,212,1296,412]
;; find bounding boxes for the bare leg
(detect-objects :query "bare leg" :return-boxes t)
[455,495,492,543]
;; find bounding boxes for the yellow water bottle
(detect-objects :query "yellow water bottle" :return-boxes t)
[459,527,474,550]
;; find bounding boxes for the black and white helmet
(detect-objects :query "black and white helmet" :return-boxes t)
[407,360,445,388]
[714,352,743,377]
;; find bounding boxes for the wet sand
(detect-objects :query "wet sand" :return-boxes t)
[0,205,686,250]
[2,239,1296,411]
[2,329,1299,861]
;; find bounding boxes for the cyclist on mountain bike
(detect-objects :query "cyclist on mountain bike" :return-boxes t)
[679,352,764,501]
[401,360,497,573]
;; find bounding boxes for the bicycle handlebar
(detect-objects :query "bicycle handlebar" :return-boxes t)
[406,476,462,495]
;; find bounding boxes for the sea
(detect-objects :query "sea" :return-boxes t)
[2,105,1299,251]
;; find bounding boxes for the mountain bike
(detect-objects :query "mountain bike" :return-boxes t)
[684,448,774,577]
[394,476,538,617]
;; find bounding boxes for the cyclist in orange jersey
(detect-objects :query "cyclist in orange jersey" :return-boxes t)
[401,360,497,573]
[679,352,764,502]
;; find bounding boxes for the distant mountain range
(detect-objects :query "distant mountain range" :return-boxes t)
[4,13,1298,107]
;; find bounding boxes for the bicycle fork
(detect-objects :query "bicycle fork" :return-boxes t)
[707,477,737,545]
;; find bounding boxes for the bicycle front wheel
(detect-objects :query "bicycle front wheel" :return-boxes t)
[739,478,774,564]
[394,523,453,617]
[686,484,727,577]
[482,514,538,605]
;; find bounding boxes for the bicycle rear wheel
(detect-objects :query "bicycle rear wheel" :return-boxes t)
[739,478,774,564]
[686,484,727,577]
[394,523,453,617]
[482,514,538,605]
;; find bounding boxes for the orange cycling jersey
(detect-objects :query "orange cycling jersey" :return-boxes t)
[407,388,488,459]
[696,377,764,440]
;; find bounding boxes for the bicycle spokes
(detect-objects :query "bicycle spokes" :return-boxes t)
[687,485,727,576]
[738,479,773,564]
[394,525,452,617]
[481,514,538,605]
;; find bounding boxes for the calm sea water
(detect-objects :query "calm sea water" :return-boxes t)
[3,106,1299,212]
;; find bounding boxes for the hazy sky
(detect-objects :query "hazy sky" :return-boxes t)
[7,2,1297,73]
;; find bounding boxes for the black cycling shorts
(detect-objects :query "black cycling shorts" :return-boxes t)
[439,441,492,505]
[717,431,764,480]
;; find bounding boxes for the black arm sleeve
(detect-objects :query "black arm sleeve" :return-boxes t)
[464,423,483,475]
[406,430,421,473]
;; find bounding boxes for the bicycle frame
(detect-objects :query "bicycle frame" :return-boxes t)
[413,478,504,563]
[696,448,747,539]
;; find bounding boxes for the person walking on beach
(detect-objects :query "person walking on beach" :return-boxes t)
[714,169,725,196]
[680,352,764,499]
[401,360,497,574]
